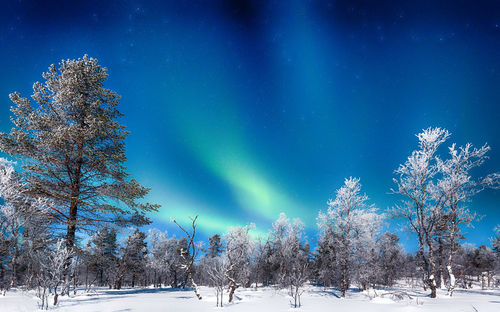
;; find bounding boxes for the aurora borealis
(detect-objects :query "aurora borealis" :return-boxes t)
[0,1,499,248]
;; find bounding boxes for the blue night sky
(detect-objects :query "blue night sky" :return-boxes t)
[0,1,499,249]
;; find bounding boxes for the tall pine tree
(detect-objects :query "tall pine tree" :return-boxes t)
[0,55,159,251]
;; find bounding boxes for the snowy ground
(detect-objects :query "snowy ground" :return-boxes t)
[1,285,499,312]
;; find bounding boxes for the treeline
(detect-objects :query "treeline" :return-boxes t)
[2,160,499,308]
[0,56,499,309]
[2,191,499,308]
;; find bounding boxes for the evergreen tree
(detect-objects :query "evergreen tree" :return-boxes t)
[115,229,147,289]
[0,55,159,253]
[493,227,500,275]
[376,232,403,286]
[315,227,337,288]
[87,227,119,287]
[207,234,224,258]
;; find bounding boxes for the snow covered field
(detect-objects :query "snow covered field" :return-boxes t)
[2,285,499,312]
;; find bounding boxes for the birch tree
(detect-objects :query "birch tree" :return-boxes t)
[172,216,202,299]
[318,177,380,298]
[224,224,255,303]
[392,127,450,298]
[435,143,499,295]
[0,158,52,291]
[205,256,228,307]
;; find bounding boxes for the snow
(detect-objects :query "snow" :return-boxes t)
[1,285,499,312]
[0,290,38,312]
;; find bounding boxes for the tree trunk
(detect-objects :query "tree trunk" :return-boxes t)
[446,215,459,296]
[10,240,18,288]
[0,260,4,294]
[173,270,177,288]
[426,244,437,298]
[64,137,84,287]
[187,273,202,300]
[437,234,445,289]
[62,199,78,293]
[341,269,348,298]
[228,284,237,303]
[53,288,59,306]
[66,200,78,250]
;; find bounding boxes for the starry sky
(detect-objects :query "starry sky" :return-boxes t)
[0,0,499,249]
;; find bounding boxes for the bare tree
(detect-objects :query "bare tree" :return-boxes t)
[172,215,202,300]
[37,240,74,309]
[289,262,309,308]
[205,256,227,307]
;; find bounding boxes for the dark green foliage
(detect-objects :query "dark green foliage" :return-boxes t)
[207,234,224,258]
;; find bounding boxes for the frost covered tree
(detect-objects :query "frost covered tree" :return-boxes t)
[269,214,309,308]
[452,243,477,289]
[224,224,255,302]
[204,255,228,307]
[392,127,499,297]
[0,158,52,291]
[0,55,159,257]
[146,230,188,289]
[0,159,25,291]
[318,177,380,298]
[36,240,74,309]
[473,245,495,289]
[391,128,450,298]
[435,142,499,295]
[355,209,383,291]
[147,229,170,288]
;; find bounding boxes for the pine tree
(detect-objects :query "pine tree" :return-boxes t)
[492,227,500,276]
[376,232,403,286]
[0,55,159,253]
[473,245,495,289]
[315,227,337,288]
[207,234,224,258]
[87,227,119,287]
[115,229,147,289]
